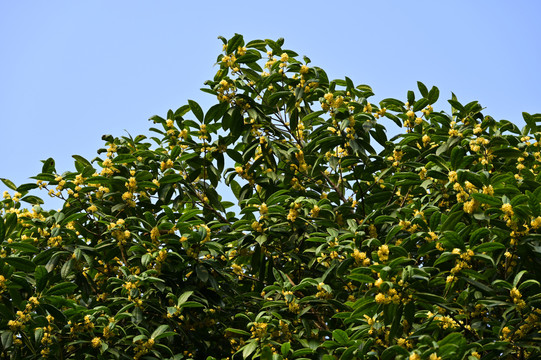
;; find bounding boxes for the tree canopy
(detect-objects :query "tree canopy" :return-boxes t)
[1,34,541,360]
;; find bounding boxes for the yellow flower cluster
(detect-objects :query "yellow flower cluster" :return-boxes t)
[510,287,526,309]
[315,282,332,299]
[374,287,400,304]
[287,203,301,222]
[387,149,404,167]
[377,244,389,262]
[251,221,263,233]
[351,249,370,266]
[321,92,344,111]
[133,338,155,360]
[250,322,268,340]
[426,311,459,330]
[501,203,514,218]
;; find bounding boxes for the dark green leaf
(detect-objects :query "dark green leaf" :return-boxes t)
[46,282,77,295]
[428,86,440,104]
[0,178,17,190]
[188,99,204,122]
[381,345,410,360]
[20,195,44,205]
[474,242,505,253]
[441,210,464,232]
[332,329,349,345]
[417,81,428,97]
[4,257,36,272]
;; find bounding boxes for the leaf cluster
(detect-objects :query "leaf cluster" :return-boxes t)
[1,34,541,360]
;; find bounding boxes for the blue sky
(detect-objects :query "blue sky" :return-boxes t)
[1,1,540,209]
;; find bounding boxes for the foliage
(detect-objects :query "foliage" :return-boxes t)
[1,34,541,360]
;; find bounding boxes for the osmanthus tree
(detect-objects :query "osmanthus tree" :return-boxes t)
[1,34,541,360]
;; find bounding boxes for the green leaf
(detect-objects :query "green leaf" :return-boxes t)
[281,342,291,357]
[46,282,77,295]
[225,328,251,337]
[413,98,429,112]
[414,292,445,303]
[474,242,505,253]
[442,231,463,249]
[188,99,204,122]
[154,331,177,340]
[112,154,136,164]
[347,274,375,284]
[4,242,39,254]
[417,81,429,97]
[518,279,540,291]
[428,86,440,104]
[35,266,48,292]
[196,264,209,283]
[438,332,464,347]
[301,110,326,123]
[513,270,528,287]
[441,210,464,232]
[527,190,541,217]
[332,329,349,345]
[72,154,92,167]
[1,330,13,350]
[242,340,257,359]
[160,174,184,184]
[61,259,74,279]
[430,211,442,230]
[151,324,169,339]
[227,33,244,55]
[433,252,459,266]
[4,257,36,272]
[492,147,524,159]
[41,157,56,173]
[380,345,410,360]
[0,178,17,190]
[470,192,501,207]
[205,102,228,123]
[177,291,194,307]
[20,195,44,205]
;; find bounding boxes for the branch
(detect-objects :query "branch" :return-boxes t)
[320,171,348,203]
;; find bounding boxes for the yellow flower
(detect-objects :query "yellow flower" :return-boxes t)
[280,53,289,62]
[237,46,247,56]
[232,263,243,276]
[482,185,494,195]
[501,203,514,217]
[463,199,479,214]
[300,65,309,74]
[251,221,263,232]
[91,337,102,348]
[287,208,298,222]
[531,216,541,229]
[510,287,522,300]
[150,227,160,242]
[377,244,389,262]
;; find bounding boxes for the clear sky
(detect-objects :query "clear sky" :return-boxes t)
[1,1,540,209]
